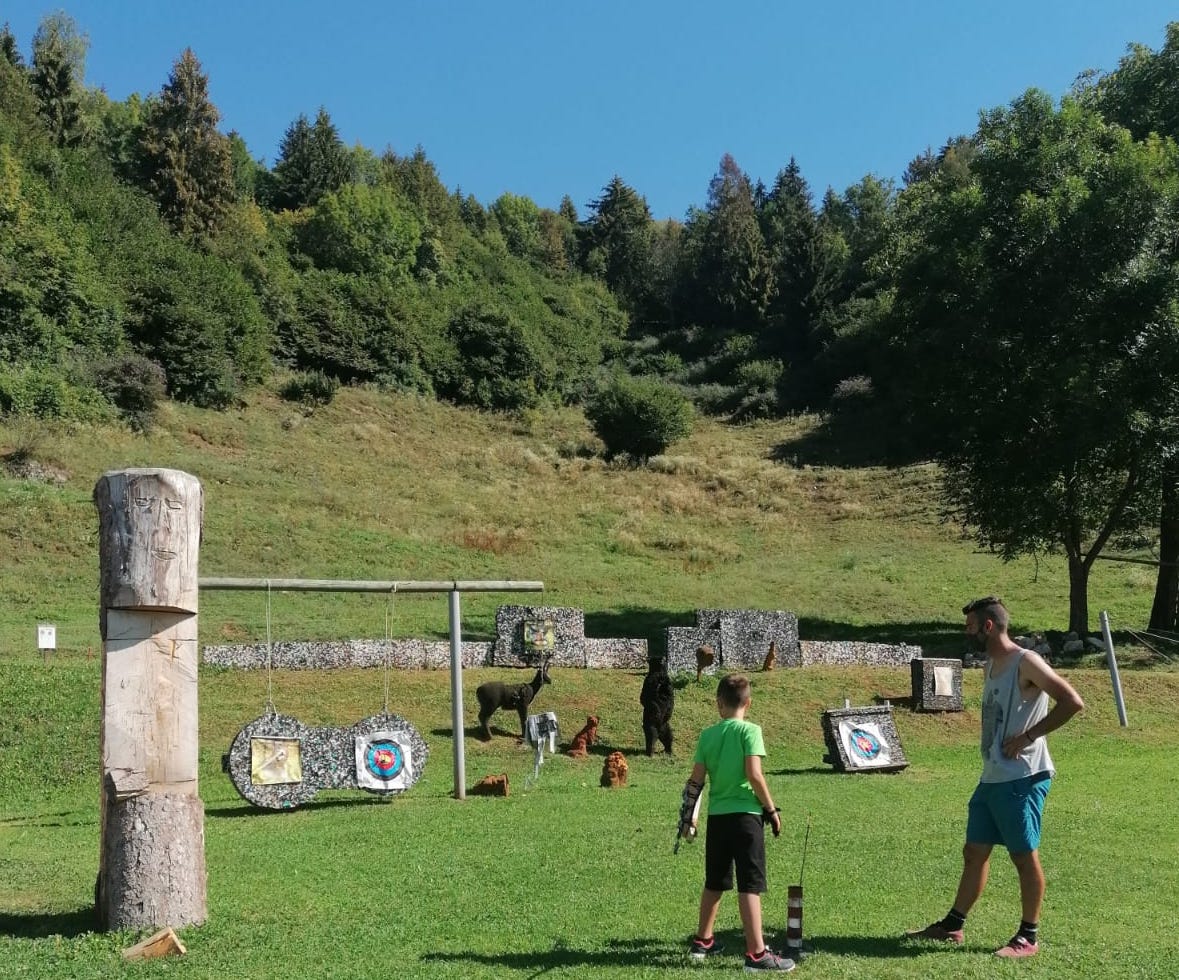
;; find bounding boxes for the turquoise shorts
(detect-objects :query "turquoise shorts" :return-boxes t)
[966,773,1052,853]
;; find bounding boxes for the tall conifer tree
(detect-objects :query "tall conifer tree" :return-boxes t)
[139,48,234,236]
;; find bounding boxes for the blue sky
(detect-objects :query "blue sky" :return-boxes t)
[5,2,1176,221]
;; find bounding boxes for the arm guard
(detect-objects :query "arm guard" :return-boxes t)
[674,779,704,853]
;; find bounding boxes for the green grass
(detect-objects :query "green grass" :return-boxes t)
[0,388,1167,658]
[1,388,1176,977]
[2,658,1177,978]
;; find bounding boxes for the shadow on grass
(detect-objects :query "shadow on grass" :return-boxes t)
[768,406,928,469]
[422,933,738,972]
[430,724,526,741]
[584,607,695,659]
[0,907,96,939]
[0,809,95,829]
[205,795,391,819]
[807,933,930,959]
[766,766,839,777]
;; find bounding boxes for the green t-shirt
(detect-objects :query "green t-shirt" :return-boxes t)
[692,717,766,816]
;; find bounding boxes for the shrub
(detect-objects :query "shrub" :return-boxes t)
[89,354,167,431]
[438,305,548,411]
[830,374,875,407]
[279,370,339,407]
[374,359,434,397]
[0,364,112,423]
[585,374,694,462]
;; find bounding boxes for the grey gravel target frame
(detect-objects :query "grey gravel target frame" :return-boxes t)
[225,711,430,810]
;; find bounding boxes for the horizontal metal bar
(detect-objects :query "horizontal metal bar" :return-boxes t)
[1094,554,1177,568]
[198,577,543,593]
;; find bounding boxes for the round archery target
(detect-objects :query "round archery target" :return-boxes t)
[838,719,892,768]
[365,739,404,780]
[355,731,413,791]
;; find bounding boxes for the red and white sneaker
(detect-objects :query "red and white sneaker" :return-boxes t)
[994,934,1039,958]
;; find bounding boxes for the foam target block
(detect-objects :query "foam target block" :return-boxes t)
[820,704,908,773]
[226,712,428,810]
[910,657,964,712]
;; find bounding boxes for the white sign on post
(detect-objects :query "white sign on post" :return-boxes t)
[37,624,56,650]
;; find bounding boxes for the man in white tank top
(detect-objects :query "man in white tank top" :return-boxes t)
[906,596,1084,958]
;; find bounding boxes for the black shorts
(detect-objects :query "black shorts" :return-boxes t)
[704,812,767,894]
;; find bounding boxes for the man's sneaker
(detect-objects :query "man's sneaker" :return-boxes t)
[994,934,1039,958]
[744,949,796,972]
[688,936,724,961]
[905,922,965,944]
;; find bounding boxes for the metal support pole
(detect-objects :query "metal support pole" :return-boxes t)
[449,589,466,800]
[1099,610,1129,727]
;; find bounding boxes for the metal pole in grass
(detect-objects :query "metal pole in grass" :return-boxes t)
[1099,610,1129,728]
[449,587,466,800]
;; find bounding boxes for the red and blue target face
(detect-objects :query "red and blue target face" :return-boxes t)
[364,739,405,781]
[848,727,882,761]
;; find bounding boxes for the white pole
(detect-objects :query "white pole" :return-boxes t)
[1099,610,1129,727]
[449,589,467,799]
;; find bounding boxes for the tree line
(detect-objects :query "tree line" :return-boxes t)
[3,13,1179,634]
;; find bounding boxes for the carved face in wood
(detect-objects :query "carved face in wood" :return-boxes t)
[96,469,203,614]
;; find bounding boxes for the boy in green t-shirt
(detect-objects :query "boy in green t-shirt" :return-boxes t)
[680,674,795,972]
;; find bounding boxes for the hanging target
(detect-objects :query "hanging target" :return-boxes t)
[351,713,427,796]
[222,585,428,809]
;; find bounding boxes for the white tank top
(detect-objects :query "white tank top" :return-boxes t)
[979,652,1054,783]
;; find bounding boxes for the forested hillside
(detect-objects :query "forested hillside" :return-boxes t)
[3,14,1179,634]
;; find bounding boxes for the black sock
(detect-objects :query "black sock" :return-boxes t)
[1018,920,1038,943]
[940,908,967,931]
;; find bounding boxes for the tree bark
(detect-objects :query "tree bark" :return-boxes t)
[94,469,206,930]
[1067,553,1090,636]
[1150,463,1179,631]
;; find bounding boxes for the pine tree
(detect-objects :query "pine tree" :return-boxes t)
[759,157,842,363]
[695,153,772,329]
[1,22,23,68]
[580,175,653,315]
[271,107,354,210]
[139,48,234,236]
[30,13,86,146]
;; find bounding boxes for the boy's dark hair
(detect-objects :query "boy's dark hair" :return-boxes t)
[962,596,1009,631]
[716,673,752,709]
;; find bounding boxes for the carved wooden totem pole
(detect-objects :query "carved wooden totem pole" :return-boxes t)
[94,468,206,929]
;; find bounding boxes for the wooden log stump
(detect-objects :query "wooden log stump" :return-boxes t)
[94,468,206,930]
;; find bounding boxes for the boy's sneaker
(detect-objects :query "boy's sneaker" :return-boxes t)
[994,934,1039,958]
[905,922,965,944]
[688,936,724,961]
[744,949,796,972]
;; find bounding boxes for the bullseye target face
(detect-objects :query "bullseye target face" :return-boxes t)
[355,731,412,790]
[839,720,892,768]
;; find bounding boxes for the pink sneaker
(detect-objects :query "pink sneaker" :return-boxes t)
[995,934,1039,958]
[905,923,964,944]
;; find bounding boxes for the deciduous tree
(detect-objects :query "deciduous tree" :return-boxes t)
[889,90,1179,633]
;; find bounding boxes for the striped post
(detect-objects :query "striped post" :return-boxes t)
[786,885,803,957]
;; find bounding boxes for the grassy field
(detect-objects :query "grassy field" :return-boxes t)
[2,657,1177,979]
[0,386,1165,654]
[1,387,1175,978]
